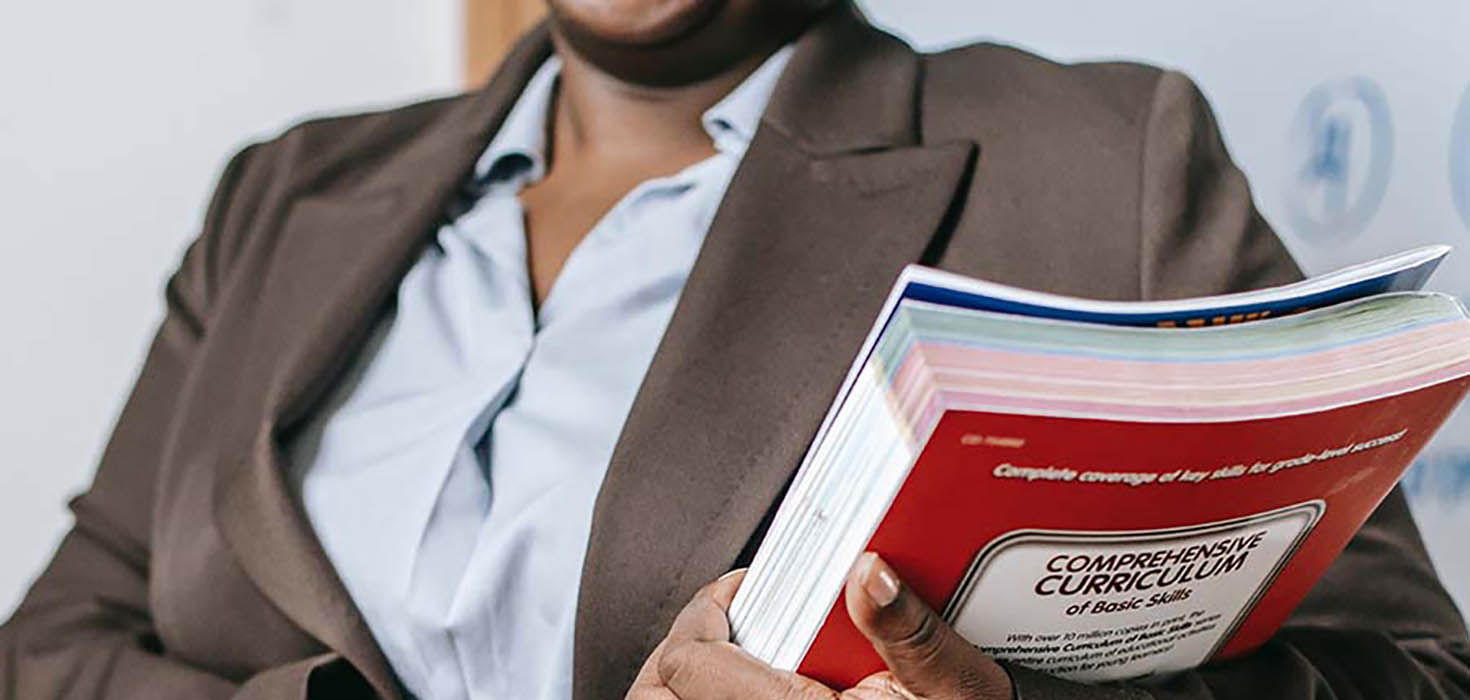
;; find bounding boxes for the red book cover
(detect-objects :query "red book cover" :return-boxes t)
[795,377,1470,688]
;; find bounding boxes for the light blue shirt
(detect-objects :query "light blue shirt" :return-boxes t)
[286,47,793,700]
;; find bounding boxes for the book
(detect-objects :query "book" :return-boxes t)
[727,244,1470,687]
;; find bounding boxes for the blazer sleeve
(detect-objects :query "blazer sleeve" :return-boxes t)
[1005,71,1470,700]
[1,145,263,699]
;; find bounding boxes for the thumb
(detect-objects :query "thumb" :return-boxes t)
[844,553,1011,699]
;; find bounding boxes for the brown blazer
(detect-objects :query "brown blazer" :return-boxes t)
[4,6,1468,699]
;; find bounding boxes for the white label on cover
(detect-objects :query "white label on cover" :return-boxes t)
[944,502,1322,682]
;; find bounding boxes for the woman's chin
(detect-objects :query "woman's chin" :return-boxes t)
[550,0,728,47]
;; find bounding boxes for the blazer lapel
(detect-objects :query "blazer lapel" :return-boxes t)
[212,26,554,699]
[573,6,978,698]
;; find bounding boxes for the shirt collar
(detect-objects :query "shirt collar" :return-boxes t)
[472,44,795,186]
[472,54,560,186]
[701,44,795,155]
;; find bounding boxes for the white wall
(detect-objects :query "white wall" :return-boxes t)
[860,0,1470,607]
[0,0,459,615]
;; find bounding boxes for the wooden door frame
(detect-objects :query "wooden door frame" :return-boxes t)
[464,0,546,86]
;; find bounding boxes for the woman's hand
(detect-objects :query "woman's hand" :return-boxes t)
[628,552,1015,699]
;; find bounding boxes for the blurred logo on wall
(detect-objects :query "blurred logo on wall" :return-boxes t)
[1404,450,1470,506]
[1452,84,1470,231]
[1287,78,1394,239]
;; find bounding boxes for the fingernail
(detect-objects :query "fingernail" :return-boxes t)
[718,568,747,582]
[861,553,901,607]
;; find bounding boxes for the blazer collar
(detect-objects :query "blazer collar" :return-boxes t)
[213,25,555,700]
[762,2,925,155]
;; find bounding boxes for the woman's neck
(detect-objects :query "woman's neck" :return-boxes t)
[546,32,777,168]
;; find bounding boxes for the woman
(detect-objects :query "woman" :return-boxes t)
[4,1,1467,698]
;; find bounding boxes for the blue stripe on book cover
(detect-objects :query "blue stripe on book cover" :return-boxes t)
[902,263,1439,328]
